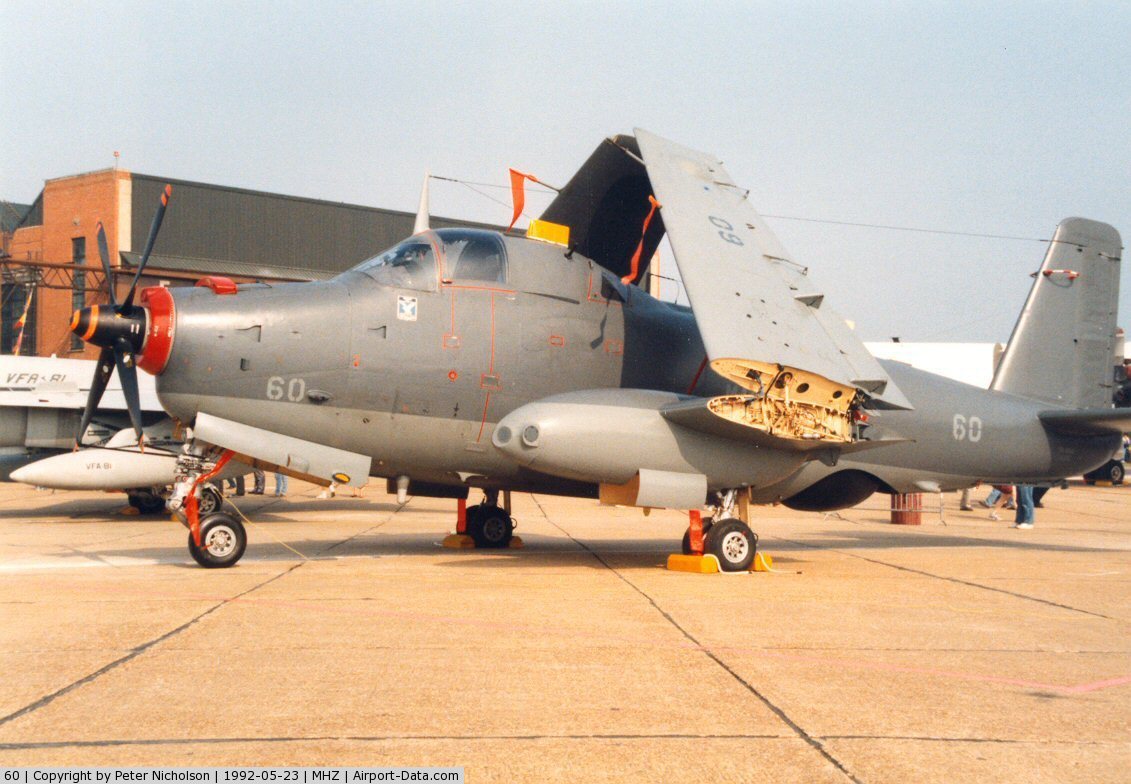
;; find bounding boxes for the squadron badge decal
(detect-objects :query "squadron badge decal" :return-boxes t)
[397,295,418,322]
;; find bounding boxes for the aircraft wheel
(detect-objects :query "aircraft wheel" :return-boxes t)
[705,518,757,572]
[188,513,247,568]
[128,491,166,514]
[680,518,714,555]
[467,504,513,549]
[1109,461,1125,485]
[198,484,224,516]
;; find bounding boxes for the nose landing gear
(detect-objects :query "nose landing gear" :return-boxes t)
[188,513,248,568]
[168,443,247,568]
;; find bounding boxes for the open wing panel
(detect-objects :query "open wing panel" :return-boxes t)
[634,128,911,412]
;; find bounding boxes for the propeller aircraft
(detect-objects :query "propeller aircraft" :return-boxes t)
[66,130,1127,569]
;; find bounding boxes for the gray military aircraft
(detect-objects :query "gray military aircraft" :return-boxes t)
[66,130,1127,570]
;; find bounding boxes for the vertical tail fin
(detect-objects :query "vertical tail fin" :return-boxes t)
[991,218,1122,408]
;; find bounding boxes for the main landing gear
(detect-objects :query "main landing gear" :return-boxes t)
[674,489,761,573]
[443,490,522,550]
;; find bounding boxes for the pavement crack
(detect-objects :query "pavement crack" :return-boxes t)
[819,734,1111,745]
[529,495,865,784]
[0,561,305,730]
[0,732,798,751]
[772,534,1117,621]
[315,499,407,555]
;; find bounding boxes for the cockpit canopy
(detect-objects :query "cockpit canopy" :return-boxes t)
[347,229,507,291]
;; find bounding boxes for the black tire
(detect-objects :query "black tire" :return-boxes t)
[705,518,757,572]
[680,518,714,555]
[127,491,166,514]
[188,513,247,568]
[1110,461,1125,485]
[467,504,513,549]
[199,484,224,516]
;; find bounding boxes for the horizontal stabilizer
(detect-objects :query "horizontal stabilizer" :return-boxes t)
[1038,408,1131,437]
[661,396,909,455]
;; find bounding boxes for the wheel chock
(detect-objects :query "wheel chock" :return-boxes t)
[667,552,777,574]
[118,506,141,516]
[508,535,524,549]
[1096,480,1114,487]
[666,554,720,574]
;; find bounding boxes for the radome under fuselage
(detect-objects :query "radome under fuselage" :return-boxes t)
[153,230,1117,506]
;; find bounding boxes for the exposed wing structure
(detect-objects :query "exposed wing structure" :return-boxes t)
[660,395,910,454]
[633,129,910,447]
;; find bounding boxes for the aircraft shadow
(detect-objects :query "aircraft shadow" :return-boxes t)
[761,529,1116,555]
[7,527,1111,571]
[2,501,142,520]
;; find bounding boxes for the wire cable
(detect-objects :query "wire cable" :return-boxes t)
[761,214,1054,243]
[222,496,309,561]
[430,174,556,194]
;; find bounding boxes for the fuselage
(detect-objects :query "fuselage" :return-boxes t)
[151,228,1118,505]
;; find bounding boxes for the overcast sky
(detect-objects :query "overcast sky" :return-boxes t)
[2,2,1128,343]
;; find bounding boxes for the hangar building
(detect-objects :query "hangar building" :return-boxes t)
[1,169,495,359]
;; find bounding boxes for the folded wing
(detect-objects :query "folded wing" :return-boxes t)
[634,128,911,422]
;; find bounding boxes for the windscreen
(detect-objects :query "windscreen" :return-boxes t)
[349,239,437,291]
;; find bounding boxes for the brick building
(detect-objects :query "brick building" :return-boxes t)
[2,169,493,359]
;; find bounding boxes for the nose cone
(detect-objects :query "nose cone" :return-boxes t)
[9,461,47,487]
[69,303,146,353]
[70,305,100,344]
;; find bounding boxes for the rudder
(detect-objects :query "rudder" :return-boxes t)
[991,218,1122,408]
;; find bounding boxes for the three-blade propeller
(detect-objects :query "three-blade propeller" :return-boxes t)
[72,185,172,445]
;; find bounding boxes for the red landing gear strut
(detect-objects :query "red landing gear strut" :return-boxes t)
[185,449,235,547]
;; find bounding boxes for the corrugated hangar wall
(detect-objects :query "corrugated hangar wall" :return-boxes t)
[130,175,500,275]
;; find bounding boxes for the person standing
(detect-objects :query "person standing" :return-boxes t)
[959,487,973,511]
[252,469,266,495]
[225,475,245,496]
[273,472,288,497]
[1014,485,1035,529]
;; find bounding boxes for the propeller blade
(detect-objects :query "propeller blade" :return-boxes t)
[77,346,116,444]
[122,184,172,309]
[113,337,145,442]
[95,221,116,307]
